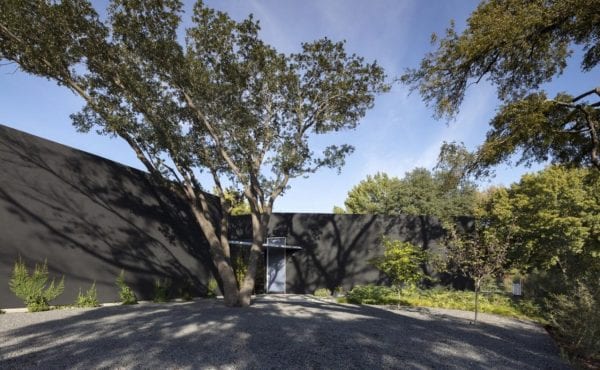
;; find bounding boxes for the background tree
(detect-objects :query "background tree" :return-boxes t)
[341,172,404,215]
[487,166,600,284]
[402,0,600,173]
[0,0,388,306]
[445,216,510,323]
[336,143,477,222]
[478,166,599,357]
[218,188,251,216]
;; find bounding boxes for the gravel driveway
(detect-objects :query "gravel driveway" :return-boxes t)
[0,295,569,369]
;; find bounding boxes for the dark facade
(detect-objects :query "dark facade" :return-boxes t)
[0,125,216,308]
[1,125,452,308]
[231,213,446,294]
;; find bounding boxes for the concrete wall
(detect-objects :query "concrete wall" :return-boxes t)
[230,213,449,294]
[0,125,216,308]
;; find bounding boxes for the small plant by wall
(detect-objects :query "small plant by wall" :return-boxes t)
[153,278,171,303]
[9,258,64,312]
[116,270,137,305]
[313,288,331,297]
[207,278,219,298]
[75,282,99,308]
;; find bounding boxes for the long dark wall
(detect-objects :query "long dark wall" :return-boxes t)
[230,213,448,294]
[0,125,216,308]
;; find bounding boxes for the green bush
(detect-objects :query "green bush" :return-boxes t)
[372,239,427,289]
[9,258,64,312]
[346,285,396,304]
[313,288,331,297]
[75,282,99,308]
[206,278,219,298]
[116,270,137,305]
[546,281,600,361]
[153,278,171,303]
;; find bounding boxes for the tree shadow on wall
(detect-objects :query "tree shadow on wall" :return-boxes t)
[0,127,216,301]
[270,213,384,294]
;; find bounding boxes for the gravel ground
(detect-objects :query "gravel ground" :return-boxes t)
[0,295,569,369]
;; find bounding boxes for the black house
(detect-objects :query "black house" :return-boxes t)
[0,124,446,308]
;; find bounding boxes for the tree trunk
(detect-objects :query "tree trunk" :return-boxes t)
[239,211,270,306]
[186,196,240,306]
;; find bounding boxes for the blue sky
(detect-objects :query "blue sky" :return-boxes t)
[0,0,596,213]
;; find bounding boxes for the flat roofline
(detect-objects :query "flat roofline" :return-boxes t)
[229,240,302,250]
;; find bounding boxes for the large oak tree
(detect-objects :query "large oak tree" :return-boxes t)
[402,0,600,172]
[0,0,388,306]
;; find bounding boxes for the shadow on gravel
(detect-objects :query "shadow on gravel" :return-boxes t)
[0,296,569,369]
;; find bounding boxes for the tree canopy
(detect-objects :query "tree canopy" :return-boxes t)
[0,0,389,306]
[402,0,600,172]
[484,166,600,280]
[336,143,477,222]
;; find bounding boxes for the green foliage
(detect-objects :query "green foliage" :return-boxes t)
[0,0,389,306]
[346,285,397,304]
[479,166,600,361]
[546,280,600,361]
[116,270,137,305]
[218,187,250,216]
[402,0,600,171]
[332,206,346,214]
[313,288,331,297]
[75,282,99,308]
[338,159,477,222]
[344,285,542,320]
[500,167,599,279]
[206,278,219,298]
[9,258,64,312]
[372,239,427,288]
[342,173,404,215]
[153,278,171,303]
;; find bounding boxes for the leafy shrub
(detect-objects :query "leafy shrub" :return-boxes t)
[116,270,137,305]
[9,258,64,312]
[153,278,171,303]
[372,239,427,288]
[313,288,331,297]
[346,285,396,304]
[546,281,600,360]
[206,278,219,298]
[75,282,99,308]
[178,278,195,301]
